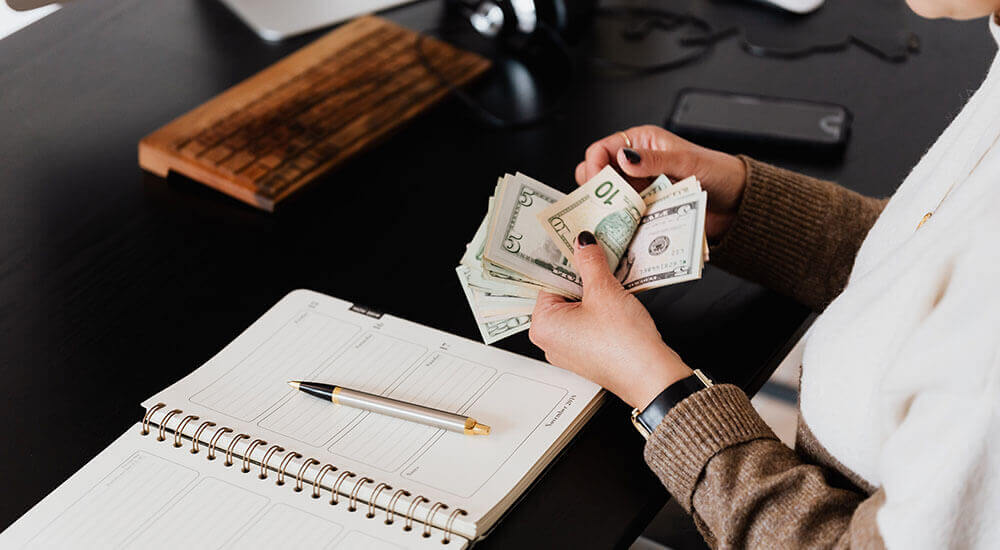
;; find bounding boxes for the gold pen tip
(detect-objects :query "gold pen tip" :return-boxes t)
[287,381,300,390]
[472,422,490,436]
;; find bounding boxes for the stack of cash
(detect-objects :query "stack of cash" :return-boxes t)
[457,166,708,344]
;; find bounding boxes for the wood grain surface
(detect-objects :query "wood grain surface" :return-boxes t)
[139,16,490,211]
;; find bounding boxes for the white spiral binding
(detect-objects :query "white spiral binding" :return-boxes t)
[142,403,467,544]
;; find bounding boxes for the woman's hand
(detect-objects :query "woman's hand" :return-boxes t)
[575,125,747,240]
[529,232,692,410]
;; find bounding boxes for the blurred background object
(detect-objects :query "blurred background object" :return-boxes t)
[216,0,416,41]
[2,0,58,39]
[757,0,824,14]
[6,0,60,8]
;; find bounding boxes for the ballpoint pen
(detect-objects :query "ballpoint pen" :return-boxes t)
[287,381,491,435]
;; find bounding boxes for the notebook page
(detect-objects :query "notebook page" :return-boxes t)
[0,425,468,549]
[143,289,602,538]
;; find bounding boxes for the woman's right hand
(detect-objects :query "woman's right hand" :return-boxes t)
[575,125,747,240]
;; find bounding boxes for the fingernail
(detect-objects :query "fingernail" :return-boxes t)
[623,148,641,164]
[577,231,597,247]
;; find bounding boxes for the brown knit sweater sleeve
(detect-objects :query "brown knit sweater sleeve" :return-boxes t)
[644,385,885,549]
[711,157,887,311]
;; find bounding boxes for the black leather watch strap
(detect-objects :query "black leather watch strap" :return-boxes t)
[633,370,713,438]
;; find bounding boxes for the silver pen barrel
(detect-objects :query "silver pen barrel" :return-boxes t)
[288,380,490,435]
[334,387,487,434]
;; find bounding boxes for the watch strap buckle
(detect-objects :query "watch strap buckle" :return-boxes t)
[630,408,651,440]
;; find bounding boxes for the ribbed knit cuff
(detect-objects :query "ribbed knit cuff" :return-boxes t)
[643,384,776,513]
[710,156,832,298]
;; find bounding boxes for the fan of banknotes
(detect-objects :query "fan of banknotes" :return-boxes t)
[457,165,709,344]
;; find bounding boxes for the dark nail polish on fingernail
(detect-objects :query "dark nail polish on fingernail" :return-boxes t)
[577,231,597,247]
[623,148,641,164]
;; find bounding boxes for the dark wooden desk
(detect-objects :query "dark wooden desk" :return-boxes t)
[0,0,993,547]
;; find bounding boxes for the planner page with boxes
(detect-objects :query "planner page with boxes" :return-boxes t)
[0,426,458,549]
[141,289,603,539]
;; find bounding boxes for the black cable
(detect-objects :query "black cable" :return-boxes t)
[588,6,726,75]
[415,3,917,130]
[414,5,721,128]
[590,5,917,70]
[741,34,917,62]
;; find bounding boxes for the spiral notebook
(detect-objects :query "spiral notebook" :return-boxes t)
[0,290,603,549]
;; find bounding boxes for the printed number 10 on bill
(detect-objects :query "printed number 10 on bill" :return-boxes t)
[537,166,644,270]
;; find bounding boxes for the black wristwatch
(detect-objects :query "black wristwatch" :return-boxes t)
[630,369,713,439]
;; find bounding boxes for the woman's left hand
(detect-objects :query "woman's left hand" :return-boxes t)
[528,231,693,410]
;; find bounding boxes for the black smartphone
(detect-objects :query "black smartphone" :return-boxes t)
[667,89,851,154]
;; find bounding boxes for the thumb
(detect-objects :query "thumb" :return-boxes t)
[574,231,620,299]
[616,147,686,180]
